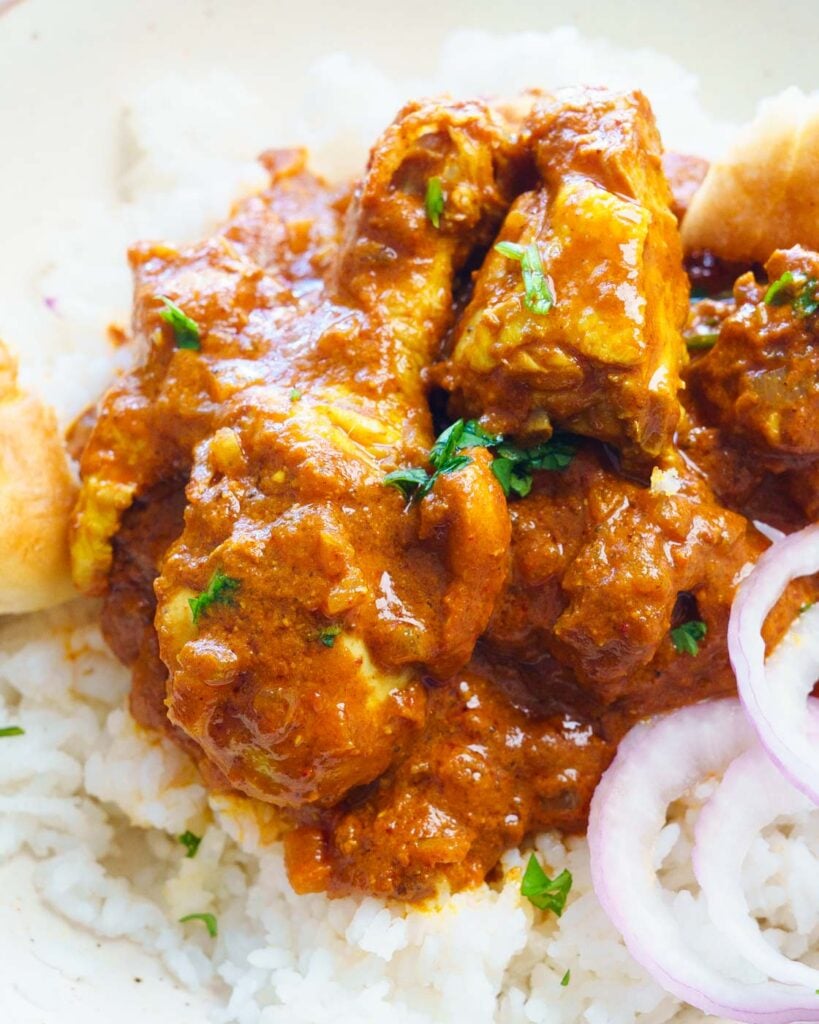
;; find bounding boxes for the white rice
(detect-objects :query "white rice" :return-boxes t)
[0,27,814,1024]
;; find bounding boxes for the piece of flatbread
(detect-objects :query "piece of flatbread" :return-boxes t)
[682,88,819,263]
[0,341,77,614]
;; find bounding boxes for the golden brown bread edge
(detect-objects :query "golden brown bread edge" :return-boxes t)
[0,340,76,614]
[682,89,819,262]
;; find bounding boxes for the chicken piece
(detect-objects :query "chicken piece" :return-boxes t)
[149,99,517,809]
[0,341,76,614]
[436,87,688,470]
[286,654,614,901]
[682,89,819,263]
[686,247,819,461]
[484,443,785,711]
[71,151,346,595]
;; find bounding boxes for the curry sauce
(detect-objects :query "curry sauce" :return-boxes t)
[70,89,818,902]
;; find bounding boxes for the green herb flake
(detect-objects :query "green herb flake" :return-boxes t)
[159,296,201,350]
[491,438,575,499]
[560,969,571,987]
[521,854,573,916]
[179,912,218,938]
[289,388,302,402]
[763,270,819,316]
[670,619,708,656]
[794,277,819,318]
[179,831,202,858]
[684,330,719,352]
[425,177,445,229]
[384,466,433,500]
[188,570,241,626]
[0,726,24,738]
[764,271,797,305]
[800,601,815,615]
[318,624,342,648]
[495,241,554,315]
[385,420,574,503]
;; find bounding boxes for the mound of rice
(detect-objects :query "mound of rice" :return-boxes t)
[1,27,815,1024]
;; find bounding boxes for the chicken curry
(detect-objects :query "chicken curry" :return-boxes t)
[70,87,819,902]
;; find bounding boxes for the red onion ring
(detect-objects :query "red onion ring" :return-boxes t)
[693,745,819,988]
[588,700,819,1023]
[728,523,819,803]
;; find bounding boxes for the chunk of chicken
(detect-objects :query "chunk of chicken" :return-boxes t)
[686,247,819,460]
[71,150,346,595]
[285,655,614,901]
[144,100,517,808]
[484,443,797,711]
[436,87,688,469]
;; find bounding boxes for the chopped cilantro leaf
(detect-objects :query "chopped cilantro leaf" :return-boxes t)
[385,419,485,502]
[521,854,573,916]
[384,466,433,500]
[425,177,445,229]
[188,570,241,626]
[495,241,554,315]
[794,277,819,318]
[670,619,707,656]
[290,388,302,402]
[764,271,797,305]
[684,330,719,351]
[560,969,571,987]
[318,624,342,648]
[159,296,201,350]
[385,420,574,504]
[0,726,24,738]
[491,437,575,499]
[764,270,819,316]
[179,831,202,858]
[179,912,218,937]
[800,601,815,615]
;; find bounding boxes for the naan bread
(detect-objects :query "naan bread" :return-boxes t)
[0,341,76,614]
[682,88,819,262]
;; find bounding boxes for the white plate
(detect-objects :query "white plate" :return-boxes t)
[1,1,817,1020]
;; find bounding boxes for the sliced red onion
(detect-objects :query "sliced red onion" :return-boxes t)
[693,744,819,989]
[588,700,819,1023]
[753,520,786,544]
[728,523,819,803]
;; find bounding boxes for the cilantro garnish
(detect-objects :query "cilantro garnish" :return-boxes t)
[385,420,574,503]
[384,419,497,502]
[800,601,815,615]
[560,969,571,987]
[491,438,575,498]
[495,241,554,315]
[179,831,202,858]
[764,271,798,305]
[290,388,302,402]
[179,912,218,937]
[159,296,201,350]
[670,619,707,656]
[763,270,819,317]
[188,570,241,626]
[425,177,445,229]
[382,466,433,500]
[684,330,719,352]
[520,854,573,916]
[318,624,342,648]
[794,277,819,318]
[0,726,24,738]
